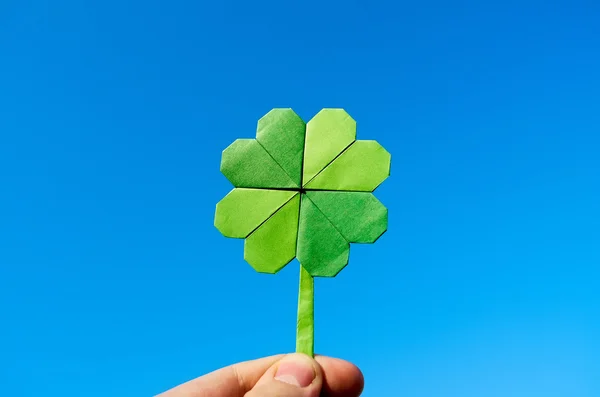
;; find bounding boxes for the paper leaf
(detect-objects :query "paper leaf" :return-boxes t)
[221,139,298,188]
[302,109,356,186]
[244,194,300,274]
[297,195,349,277]
[306,191,388,243]
[257,109,306,186]
[214,188,296,238]
[304,140,390,192]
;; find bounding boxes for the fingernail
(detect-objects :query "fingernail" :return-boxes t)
[274,354,316,388]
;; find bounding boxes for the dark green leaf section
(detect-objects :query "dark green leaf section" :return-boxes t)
[296,195,349,277]
[257,109,306,186]
[221,139,297,188]
[306,191,388,243]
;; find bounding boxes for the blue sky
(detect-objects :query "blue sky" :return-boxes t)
[1,0,599,396]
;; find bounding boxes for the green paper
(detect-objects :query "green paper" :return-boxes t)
[256,109,306,186]
[244,194,300,274]
[214,108,392,355]
[297,195,349,277]
[296,264,314,357]
[302,109,356,185]
[214,188,296,238]
[221,139,297,188]
[306,191,388,243]
[305,140,391,192]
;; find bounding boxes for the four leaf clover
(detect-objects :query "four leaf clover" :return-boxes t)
[214,108,391,356]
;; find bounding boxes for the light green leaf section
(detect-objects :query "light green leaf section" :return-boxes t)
[305,140,391,192]
[221,139,297,188]
[302,109,356,186]
[244,194,300,274]
[256,109,306,186]
[306,191,388,243]
[297,195,349,277]
[296,265,314,357]
[214,188,296,238]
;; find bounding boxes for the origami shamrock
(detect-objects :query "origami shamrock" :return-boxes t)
[214,109,390,356]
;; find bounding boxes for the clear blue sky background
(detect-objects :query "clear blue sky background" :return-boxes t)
[1,1,599,396]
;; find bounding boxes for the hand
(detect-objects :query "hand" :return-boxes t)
[157,353,364,397]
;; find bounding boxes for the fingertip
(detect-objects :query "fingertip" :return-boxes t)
[249,353,324,397]
[274,353,320,388]
[315,355,364,397]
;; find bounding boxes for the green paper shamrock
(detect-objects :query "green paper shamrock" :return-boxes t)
[214,108,390,356]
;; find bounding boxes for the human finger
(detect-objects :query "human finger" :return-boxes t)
[246,353,322,397]
[157,355,283,397]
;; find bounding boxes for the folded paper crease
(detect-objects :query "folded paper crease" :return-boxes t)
[296,195,350,277]
[221,139,298,188]
[306,191,388,243]
[305,140,391,192]
[302,109,356,186]
[214,189,296,238]
[257,109,306,186]
[244,194,300,273]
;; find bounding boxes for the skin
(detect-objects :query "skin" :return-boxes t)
[157,353,364,397]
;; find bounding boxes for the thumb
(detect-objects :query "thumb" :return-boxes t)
[245,353,323,397]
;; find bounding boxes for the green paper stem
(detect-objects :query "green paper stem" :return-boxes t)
[296,264,314,357]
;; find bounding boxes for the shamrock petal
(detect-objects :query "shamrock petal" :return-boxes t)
[221,139,297,188]
[306,191,388,243]
[302,109,356,186]
[297,195,349,277]
[244,194,300,274]
[256,109,306,186]
[304,140,390,192]
[215,188,296,238]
